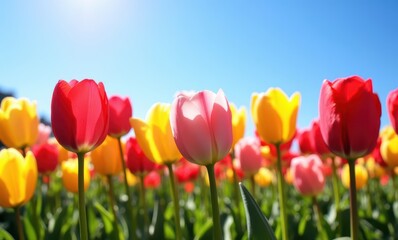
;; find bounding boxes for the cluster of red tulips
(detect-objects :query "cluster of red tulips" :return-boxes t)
[0,76,397,240]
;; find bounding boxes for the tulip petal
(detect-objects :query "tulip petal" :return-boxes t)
[0,149,24,207]
[131,118,159,163]
[211,90,233,161]
[51,80,77,151]
[256,91,283,144]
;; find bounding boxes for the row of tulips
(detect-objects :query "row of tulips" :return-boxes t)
[0,76,397,239]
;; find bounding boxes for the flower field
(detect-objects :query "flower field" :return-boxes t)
[0,77,398,240]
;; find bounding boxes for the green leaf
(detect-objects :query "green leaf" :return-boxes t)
[239,183,276,240]
[23,214,37,240]
[0,228,14,240]
[93,201,120,240]
[46,204,74,240]
[149,200,164,240]
[193,219,212,240]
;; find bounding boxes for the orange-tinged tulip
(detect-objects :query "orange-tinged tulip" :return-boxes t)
[254,167,274,187]
[62,158,90,193]
[365,156,385,178]
[341,163,368,190]
[48,137,70,163]
[0,97,39,149]
[130,103,181,165]
[230,103,246,147]
[251,88,300,145]
[90,136,122,175]
[126,170,138,186]
[380,131,398,168]
[0,148,37,208]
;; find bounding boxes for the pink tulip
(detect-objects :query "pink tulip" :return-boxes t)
[36,123,52,145]
[108,95,133,138]
[170,90,232,165]
[291,154,325,196]
[234,137,263,175]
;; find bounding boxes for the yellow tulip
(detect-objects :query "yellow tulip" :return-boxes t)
[251,88,300,145]
[380,131,398,167]
[365,156,385,178]
[0,148,37,208]
[341,163,368,190]
[91,136,122,175]
[62,158,90,193]
[284,167,293,185]
[0,97,39,149]
[254,167,274,187]
[380,125,396,141]
[230,103,246,147]
[126,170,139,186]
[130,103,182,165]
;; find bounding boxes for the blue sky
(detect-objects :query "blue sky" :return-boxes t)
[1,1,397,136]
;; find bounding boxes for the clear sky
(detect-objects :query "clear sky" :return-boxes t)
[1,1,397,137]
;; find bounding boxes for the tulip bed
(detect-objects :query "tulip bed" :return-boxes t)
[0,77,398,240]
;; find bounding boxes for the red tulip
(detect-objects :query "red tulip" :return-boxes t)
[234,137,263,176]
[297,128,313,155]
[108,95,133,137]
[319,76,381,159]
[144,171,161,189]
[51,79,109,153]
[174,159,200,183]
[32,143,59,174]
[125,137,157,175]
[387,88,398,134]
[170,90,232,165]
[310,120,330,156]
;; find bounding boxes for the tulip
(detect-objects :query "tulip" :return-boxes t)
[170,89,232,166]
[61,158,90,193]
[132,102,182,239]
[234,137,263,176]
[251,88,300,240]
[174,159,200,183]
[0,97,39,150]
[297,128,313,155]
[51,79,109,154]
[144,171,161,189]
[51,79,109,240]
[0,148,37,208]
[170,89,232,240]
[319,76,381,240]
[108,95,133,138]
[131,103,182,165]
[251,88,300,145]
[90,136,122,176]
[341,163,368,190]
[35,123,52,145]
[380,131,398,168]
[319,76,381,160]
[0,148,37,240]
[291,155,325,196]
[387,88,398,134]
[254,167,273,187]
[32,143,59,174]
[125,137,157,175]
[310,120,330,157]
[230,103,246,147]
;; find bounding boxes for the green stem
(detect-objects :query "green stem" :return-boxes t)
[15,206,24,240]
[275,144,288,240]
[117,137,137,240]
[312,196,328,240]
[392,171,398,202]
[250,174,256,200]
[77,152,88,240]
[139,174,149,239]
[106,175,120,237]
[348,159,358,240]
[230,154,243,237]
[167,163,182,240]
[206,164,222,240]
[331,156,341,234]
[365,183,373,217]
